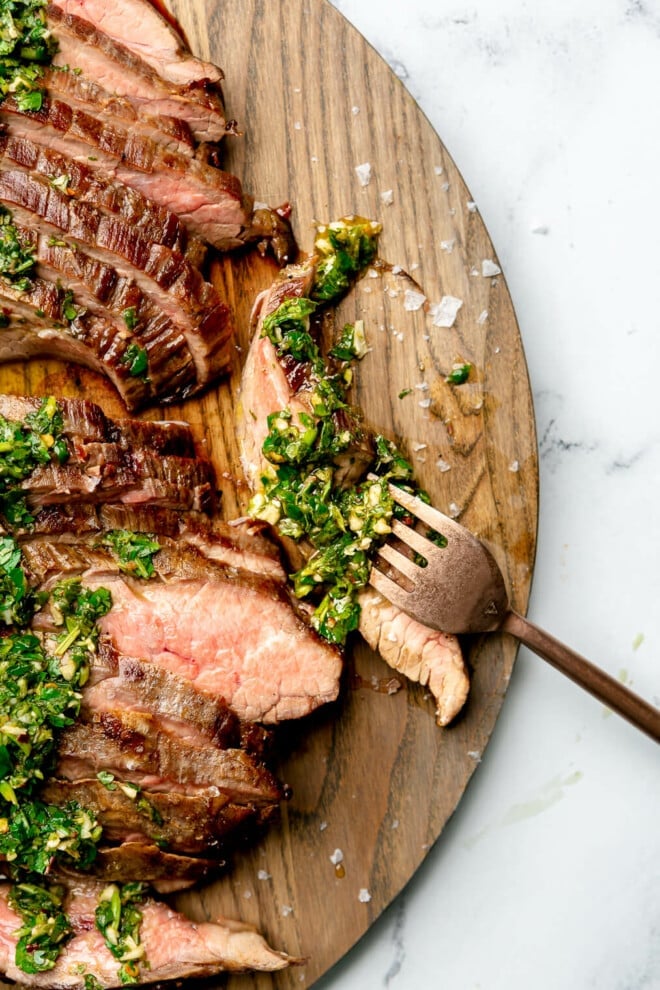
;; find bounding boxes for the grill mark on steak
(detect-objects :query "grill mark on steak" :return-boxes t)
[0,879,292,985]
[0,131,206,266]
[47,3,230,143]
[0,95,251,249]
[0,169,234,385]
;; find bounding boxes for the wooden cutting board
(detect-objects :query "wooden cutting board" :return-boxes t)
[0,1,538,987]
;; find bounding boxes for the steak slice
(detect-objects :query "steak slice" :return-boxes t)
[0,169,234,384]
[0,395,196,455]
[55,842,215,886]
[47,2,230,143]
[56,711,284,803]
[0,131,206,266]
[0,879,292,986]
[43,66,198,158]
[50,0,224,90]
[0,96,251,249]
[22,535,342,723]
[40,778,265,855]
[0,278,157,409]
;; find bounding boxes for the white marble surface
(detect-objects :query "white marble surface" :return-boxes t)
[321,2,660,988]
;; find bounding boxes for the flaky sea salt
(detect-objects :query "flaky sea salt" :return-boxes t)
[434,165,443,175]
[509,460,520,472]
[430,296,463,328]
[355,162,372,187]
[441,181,450,192]
[403,289,426,312]
[415,382,429,391]
[412,442,427,452]
[448,502,460,518]
[440,239,455,253]
[436,458,451,473]
[418,397,432,409]
[358,889,372,903]
[352,105,360,115]
[319,821,328,831]
[390,264,403,275]
[330,849,344,866]
[482,259,502,277]
[294,121,302,130]
[281,905,293,917]
[467,200,478,212]
[380,189,394,206]
[477,309,489,325]
[257,870,271,881]
[391,819,400,830]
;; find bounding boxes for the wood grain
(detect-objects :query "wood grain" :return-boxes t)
[0,1,538,987]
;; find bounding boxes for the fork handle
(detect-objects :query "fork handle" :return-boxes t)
[501,610,660,743]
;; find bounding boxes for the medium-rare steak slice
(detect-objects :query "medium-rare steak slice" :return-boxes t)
[84,651,243,750]
[51,0,224,91]
[0,96,251,250]
[56,712,284,802]
[43,65,198,158]
[0,132,206,266]
[0,879,292,986]
[0,170,234,385]
[22,536,342,723]
[40,778,266,856]
[238,256,470,726]
[47,2,230,143]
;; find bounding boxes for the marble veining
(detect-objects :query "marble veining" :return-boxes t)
[322,2,660,989]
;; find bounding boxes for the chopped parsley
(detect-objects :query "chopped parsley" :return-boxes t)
[0,206,36,288]
[100,530,161,579]
[8,879,72,974]
[312,217,382,303]
[328,319,368,362]
[121,341,149,380]
[0,395,70,528]
[398,388,413,399]
[446,362,471,385]
[121,306,138,332]
[95,882,148,985]
[0,0,58,112]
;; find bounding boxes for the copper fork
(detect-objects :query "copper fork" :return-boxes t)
[370,483,660,743]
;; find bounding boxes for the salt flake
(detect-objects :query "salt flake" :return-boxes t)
[257,870,271,881]
[467,200,478,212]
[380,189,394,206]
[319,821,328,832]
[352,105,360,115]
[509,460,520,472]
[440,239,455,253]
[430,296,463,328]
[358,889,372,903]
[403,289,426,312]
[436,458,451,472]
[482,259,502,277]
[448,502,460,518]
[281,905,293,917]
[477,309,489,325]
[330,849,344,866]
[355,162,372,187]
[434,165,443,176]
[418,398,432,409]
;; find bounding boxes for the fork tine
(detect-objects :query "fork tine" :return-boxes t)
[391,518,438,557]
[368,565,412,609]
[388,483,451,531]
[375,542,421,582]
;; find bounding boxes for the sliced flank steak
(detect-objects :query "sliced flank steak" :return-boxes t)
[47,2,229,143]
[0,879,292,987]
